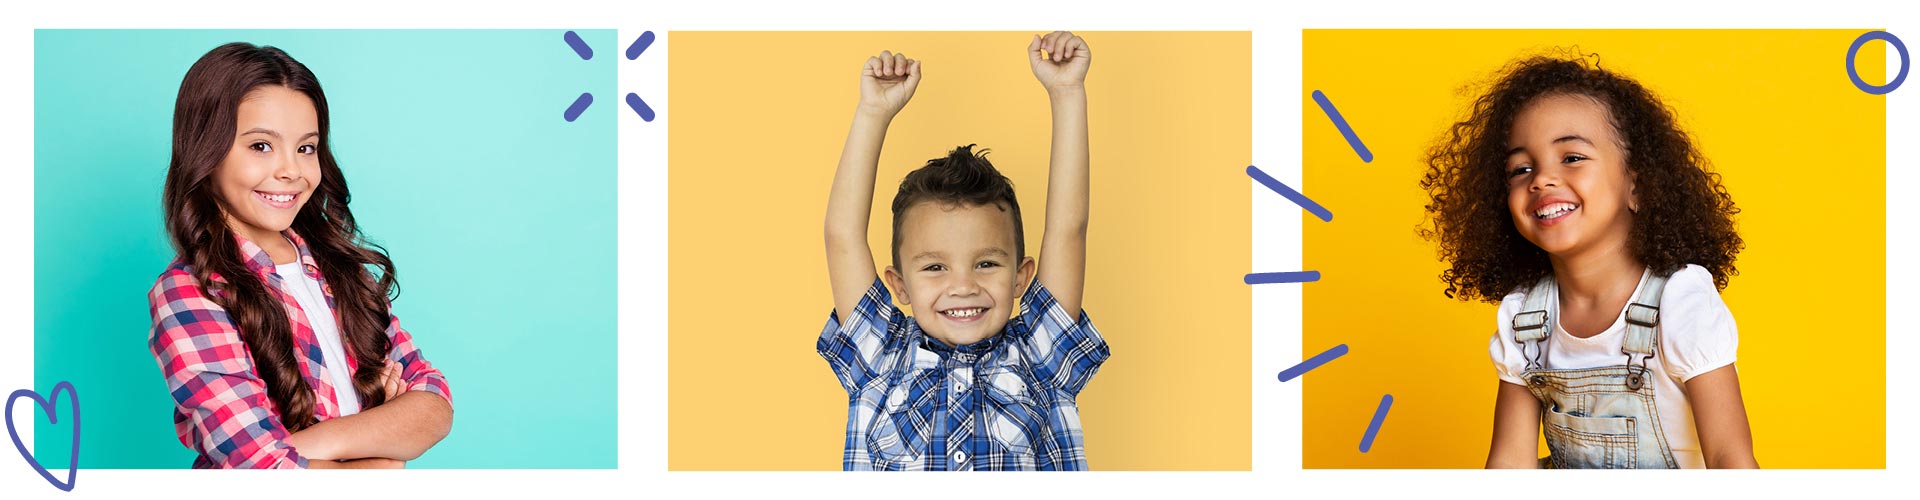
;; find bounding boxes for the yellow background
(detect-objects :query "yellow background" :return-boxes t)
[669,32,1252,470]
[1303,30,1886,468]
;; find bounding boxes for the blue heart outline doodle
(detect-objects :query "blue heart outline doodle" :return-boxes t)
[6,381,79,492]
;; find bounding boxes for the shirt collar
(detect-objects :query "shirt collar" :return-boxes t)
[235,228,322,280]
[915,321,1007,364]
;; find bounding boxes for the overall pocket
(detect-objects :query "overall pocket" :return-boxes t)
[1541,404,1639,469]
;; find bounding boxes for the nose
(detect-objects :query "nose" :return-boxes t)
[272,148,301,182]
[1528,164,1560,192]
[945,271,983,297]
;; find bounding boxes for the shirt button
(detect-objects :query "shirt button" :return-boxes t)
[953,451,966,463]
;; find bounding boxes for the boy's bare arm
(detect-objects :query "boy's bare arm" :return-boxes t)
[1029,31,1091,317]
[827,51,922,319]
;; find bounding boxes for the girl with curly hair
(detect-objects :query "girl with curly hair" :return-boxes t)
[1421,54,1756,468]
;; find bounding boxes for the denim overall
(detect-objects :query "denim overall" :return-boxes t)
[1512,270,1679,469]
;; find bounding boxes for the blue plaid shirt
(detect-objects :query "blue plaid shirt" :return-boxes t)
[819,278,1109,471]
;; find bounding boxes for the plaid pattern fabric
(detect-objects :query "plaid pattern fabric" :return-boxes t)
[819,278,1109,471]
[147,229,452,469]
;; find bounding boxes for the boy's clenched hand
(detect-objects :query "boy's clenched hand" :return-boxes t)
[1029,31,1090,91]
[859,50,922,118]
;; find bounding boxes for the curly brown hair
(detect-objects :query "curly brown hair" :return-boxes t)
[1419,53,1742,303]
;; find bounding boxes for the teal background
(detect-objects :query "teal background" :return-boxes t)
[33,30,617,469]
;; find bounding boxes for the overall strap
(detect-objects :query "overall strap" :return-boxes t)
[1621,269,1670,390]
[1512,276,1556,371]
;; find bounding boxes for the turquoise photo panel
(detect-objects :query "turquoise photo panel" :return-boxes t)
[33,29,617,469]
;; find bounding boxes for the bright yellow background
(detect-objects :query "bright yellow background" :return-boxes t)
[1304,30,1886,468]
[669,32,1252,470]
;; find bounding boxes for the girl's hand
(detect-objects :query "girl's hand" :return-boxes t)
[1029,31,1091,91]
[361,457,406,469]
[858,51,922,119]
[381,360,407,399]
[310,457,407,469]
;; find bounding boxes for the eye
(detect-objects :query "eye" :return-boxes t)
[1507,165,1533,178]
[976,261,1001,269]
[921,263,946,272]
[298,144,317,155]
[249,141,273,153]
[1562,154,1587,164]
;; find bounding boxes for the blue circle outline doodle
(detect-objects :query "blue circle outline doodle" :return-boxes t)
[1847,30,1909,95]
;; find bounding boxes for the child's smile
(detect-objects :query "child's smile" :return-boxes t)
[253,189,304,210]
[1505,93,1637,258]
[937,306,988,321]
[1528,197,1579,226]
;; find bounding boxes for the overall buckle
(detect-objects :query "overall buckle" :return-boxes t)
[1623,352,1654,391]
[1625,303,1660,328]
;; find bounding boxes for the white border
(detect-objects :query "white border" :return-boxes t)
[4,1,1909,498]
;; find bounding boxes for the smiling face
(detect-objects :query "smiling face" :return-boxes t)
[1504,93,1639,260]
[884,201,1037,347]
[215,85,322,248]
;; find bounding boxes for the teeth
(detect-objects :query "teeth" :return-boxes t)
[942,308,984,318]
[1535,202,1576,219]
[259,192,295,203]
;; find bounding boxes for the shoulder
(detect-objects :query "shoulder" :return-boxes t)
[150,261,204,301]
[148,260,236,334]
[1018,278,1083,327]
[1662,264,1719,293]
[1657,264,1731,322]
[1492,284,1531,333]
[825,277,905,340]
[1486,283,1535,382]
[1023,278,1056,307]
[1488,285,1528,347]
[856,277,901,324]
[1655,264,1738,380]
[151,260,237,302]
[148,261,251,372]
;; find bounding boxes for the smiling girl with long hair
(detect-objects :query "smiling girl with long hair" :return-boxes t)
[148,42,452,469]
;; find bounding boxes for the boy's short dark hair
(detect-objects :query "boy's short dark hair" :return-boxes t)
[890,144,1025,269]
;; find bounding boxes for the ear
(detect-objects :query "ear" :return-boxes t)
[1627,168,1641,213]
[883,265,910,306]
[1015,256,1038,297]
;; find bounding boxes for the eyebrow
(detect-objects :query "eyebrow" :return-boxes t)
[239,128,320,142]
[909,248,1012,263]
[1505,135,1594,157]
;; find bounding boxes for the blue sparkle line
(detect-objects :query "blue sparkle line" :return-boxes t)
[1312,90,1373,163]
[1359,394,1393,453]
[1278,344,1349,382]
[1246,165,1332,222]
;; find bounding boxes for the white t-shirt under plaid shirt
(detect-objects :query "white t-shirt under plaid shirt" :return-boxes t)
[819,277,1110,470]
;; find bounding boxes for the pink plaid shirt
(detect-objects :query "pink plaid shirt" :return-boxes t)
[147,229,451,469]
